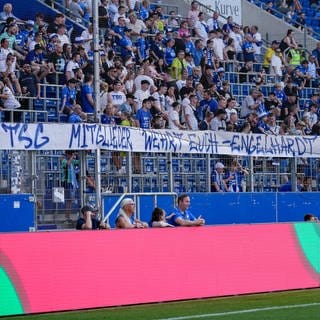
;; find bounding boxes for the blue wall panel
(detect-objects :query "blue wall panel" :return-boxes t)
[0,194,35,232]
[102,192,314,227]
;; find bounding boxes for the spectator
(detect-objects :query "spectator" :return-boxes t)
[263,40,280,73]
[207,10,220,32]
[61,150,79,221]
[149,207,174,227]
[199,110,214,130]
[167,194,205,226]
[135,98,152,129]
[46,13,65,35]
[224,160,249,192]
[240,88,261,118]
[67,103,87,123]
[115,198,148,228]
[171,50,187,80]
[76,205,110,230]
[279,29,297,53]
[184,94,199,130]
[270,48,284,82]
[80,73,94,114]
[24,44,49,81]
[187,1,200,29]
[0,3,19,21]
[19,63,40,99]
[211,161,228,192]
[304,213,318,221]
[194,12,208,42]
[210,109,227,131]
[168,101,184,130]
[60,78,78,113]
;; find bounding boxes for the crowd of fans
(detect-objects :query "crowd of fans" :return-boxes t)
[0,1,320,137]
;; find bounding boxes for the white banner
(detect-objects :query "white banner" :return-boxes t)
[201,0,242,25]
[0,123,319,158]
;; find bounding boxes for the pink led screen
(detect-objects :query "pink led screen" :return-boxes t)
[1,223,319,316]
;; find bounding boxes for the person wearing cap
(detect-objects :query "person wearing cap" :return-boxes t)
[115,198,148,229]
[211,162,228,192]
[76,205,110,230]
[167,194,205,227]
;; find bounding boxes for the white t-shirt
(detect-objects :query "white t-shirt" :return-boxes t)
[168,109,180,130]
[184,104,198,130]
[270,54,282,77]
[2,85,20,109]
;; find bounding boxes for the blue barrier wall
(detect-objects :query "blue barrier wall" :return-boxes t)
[102,192,319,226]
[0,194,35,232]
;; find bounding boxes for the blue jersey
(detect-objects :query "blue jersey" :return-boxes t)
[61,86,77,109]
[136,108,152,129]
[119,36,134,59]
[81,83,94,113]
[136,37,148,61]
[167,207,197,226]
[164,47,176,66]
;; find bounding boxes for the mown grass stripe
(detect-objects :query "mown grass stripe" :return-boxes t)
[155,302,320,320]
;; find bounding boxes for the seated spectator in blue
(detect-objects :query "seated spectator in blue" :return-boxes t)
[80,73,94,113]
[24,44,49,81]
[119,27,136,60]
[253,112,272,134]
[135,98,153,129]
[67,104,87,123]
[115,198,148,229]
[60,78,78,113]
[224,160,249,192]
[167,194,205,227]
[101,104,117,124]
[76,205,110,230]
[150,207,174,227]
[211,162,228,192]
